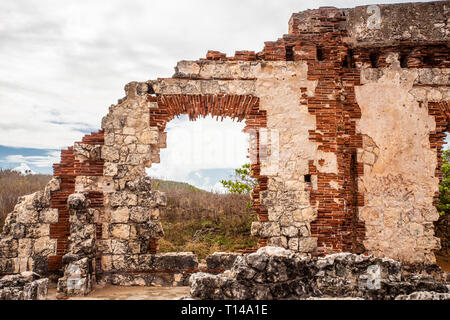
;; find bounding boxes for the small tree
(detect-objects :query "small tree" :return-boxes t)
[437,149,450,216]
[220,164,257,195]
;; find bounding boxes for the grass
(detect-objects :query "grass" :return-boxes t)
[0,169,52,231]
[151,179,258,259]
[0,171,257,258]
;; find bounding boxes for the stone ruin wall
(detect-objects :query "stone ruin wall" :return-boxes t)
[0,1,449,291]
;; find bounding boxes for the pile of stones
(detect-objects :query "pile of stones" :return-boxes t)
[189,246,450,300]
[0,271,48,300]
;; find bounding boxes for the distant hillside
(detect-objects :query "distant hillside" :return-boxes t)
[150,178,203,193]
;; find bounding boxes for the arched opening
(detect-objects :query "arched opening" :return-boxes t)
[147,115,257,259]
[146,94,268,258]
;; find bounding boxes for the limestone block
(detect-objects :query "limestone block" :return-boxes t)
[123,127,135,135]
[298,224,310,237]
[10,224,25,239]
[111,240,128,255]
[251,222,281,237]
[110,207,130,223]
[358,207,381,225]
[298,237,317,253]
[104,163,118,176]
[110,224,130,240]
[293,207,317,222]
[268,236,288,248]
[39,208,58,224]
[109,192,137,207]
[423,207,439,222]
[101,255,113,271]
[126,153,142,165]
[149,129,160,145]
[409,223,424,237]
[282,226,298,238]
[137,131,152,144]
[130,206,149,223]
[16,210,39,225]
[128,241,141,254]
[129,225,137,240]
[288,238,299,251]
[383,208,402,227]
[15,257,30,273]
[279,213,294,227]
[136,144,150,154]
[25,224,50,239]
[268,208,282,222]
[45,177,61,193]
[135,221,164,239]
[104,133,115,146]
[152,252,198,271]
[361,151,376,165]
[0,237,18,258]
[97,240,112,254]
[111,255,127,270]
[416,237,440,250]
[206,252,241,271]
[158,132,167,148]
[101,146,119,162]
[33,237,56,256]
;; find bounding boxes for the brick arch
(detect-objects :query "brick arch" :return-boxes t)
[148,93,269,251]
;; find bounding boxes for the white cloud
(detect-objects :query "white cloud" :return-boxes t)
[0,151,60,168]
[12,163,35,175]
[147,115,248,183]
[0,0,430,151]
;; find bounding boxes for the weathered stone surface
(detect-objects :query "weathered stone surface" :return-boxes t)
[57,257,93,296]
[0,272,48,300]
[395,291,450,300]
[206,252,241,271]
[99,271,192,287]
[189,247,449,300]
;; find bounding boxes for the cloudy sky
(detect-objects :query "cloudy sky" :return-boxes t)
[0,0,441,190]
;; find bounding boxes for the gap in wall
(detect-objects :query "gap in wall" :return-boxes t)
[146,114,258,259]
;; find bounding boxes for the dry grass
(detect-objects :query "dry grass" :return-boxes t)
[151,179,258,259]
[0,169,52,231]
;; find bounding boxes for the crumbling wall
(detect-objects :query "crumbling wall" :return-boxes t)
[0,178,60,276]
[1,2,449,287]
[98,85,166,280]
[169,60,322,254]
[355,56,449,263]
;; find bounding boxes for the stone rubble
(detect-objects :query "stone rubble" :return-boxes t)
[0,271,48,300]
[205,252,241,271]
[189,246,450,300]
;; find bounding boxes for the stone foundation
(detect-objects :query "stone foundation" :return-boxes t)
[190,246,450,300]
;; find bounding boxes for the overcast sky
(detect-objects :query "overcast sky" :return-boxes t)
[0,0,441,190]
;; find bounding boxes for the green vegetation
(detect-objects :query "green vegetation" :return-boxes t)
[0,169,52,231]
[437,149,450,216]
[220,164,257,195]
